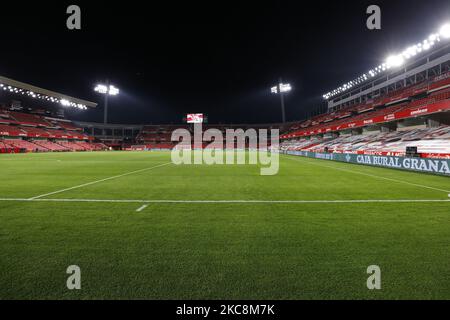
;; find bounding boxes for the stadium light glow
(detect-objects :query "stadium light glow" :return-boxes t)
[386,54,405,68]
[271,83,292,94]
[109,85,120,96]
[323,23,450,100]
[94,81,120,127]
[271,80,291,123]
[280,83,292,93]
[60,99,71,107]
[94,84,120,96]
[440,23,450,38]
[94,84,108,94]
[0,80,87,109]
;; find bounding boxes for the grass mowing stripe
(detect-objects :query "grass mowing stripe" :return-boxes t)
[283,154,450,194]
[27,162,173,200]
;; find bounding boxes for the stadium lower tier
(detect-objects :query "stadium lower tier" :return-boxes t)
[128,143,273,151]
[281,126,450,159]
[128,143,176,151]
[0,139,108,153]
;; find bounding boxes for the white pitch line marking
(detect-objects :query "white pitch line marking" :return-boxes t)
[0,198,449,204]
[136,204,149,212]
[28,162,173,200]
[283,155,450,194]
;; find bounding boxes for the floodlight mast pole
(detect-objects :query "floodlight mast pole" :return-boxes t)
[103,79,110,137]
[279,77,286,123]
[103,79,110,125]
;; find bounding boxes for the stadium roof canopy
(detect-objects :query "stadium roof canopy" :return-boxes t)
[323,22,450,101]
[0,75,97,109]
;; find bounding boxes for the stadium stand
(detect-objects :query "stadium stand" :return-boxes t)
[9,111,52,127]
[280,69,450,160]
[32,140,70,151]
[3,139,47,152]
[20,126,51,137]
[129,143,176,150]
[0,124,26,136]
[281,127,450,158]
[282,74,450,139]
[137,125,190,144]
[1,69,449,156]
[0,107,106,153]
[75,141,108,151]
[56,141,88,151]
[91,142,109,150]
[48,119,83,131]
[0,140,16,153]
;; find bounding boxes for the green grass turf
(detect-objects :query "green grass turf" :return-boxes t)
[0,151,449,299]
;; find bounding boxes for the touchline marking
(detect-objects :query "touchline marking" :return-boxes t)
[28,162,173,200]
[0,198,449,204]
[283,155,450,194]
[136,204,149,212]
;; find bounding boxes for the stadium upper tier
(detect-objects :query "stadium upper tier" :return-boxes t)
[0,107,109,153]
[282,72,450,139]
[0,107,90,140]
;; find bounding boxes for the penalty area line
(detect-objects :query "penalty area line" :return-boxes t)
[0,198,449,204]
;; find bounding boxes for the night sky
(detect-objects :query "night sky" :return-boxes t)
[1,0,449,124]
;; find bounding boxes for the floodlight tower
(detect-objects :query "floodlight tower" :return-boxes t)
[94,81,120,136]
[271,78,292,123]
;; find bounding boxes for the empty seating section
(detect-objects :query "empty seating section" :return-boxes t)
[137,125,190,143]
[283,74,450,138]
[0,110,106,152]
[0,109,86,135]
[45,128,72,138]
[281,127,450,158]
[139,133,173,141]
[137,124,277,149]
[0,124,25,136]
[53,120,81,131]
[91,143,108,150]
[75,141,108,151]
[0,139,19,153]
[280,75,450,160]
[33,140,69,151]
[4,139,47,152]
[281,75,450,159]
[429,75,450,91]
[20,126,51,136]
[57,141,88,151]
[9,111,51,126]
[0,138,105,153]
[404,88,450,110]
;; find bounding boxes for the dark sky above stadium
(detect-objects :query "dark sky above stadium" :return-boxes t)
[1,0,450,124]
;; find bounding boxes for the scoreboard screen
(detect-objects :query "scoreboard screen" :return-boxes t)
[186,113,204,124]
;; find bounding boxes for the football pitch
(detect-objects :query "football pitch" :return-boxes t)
[0,151,449,300]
